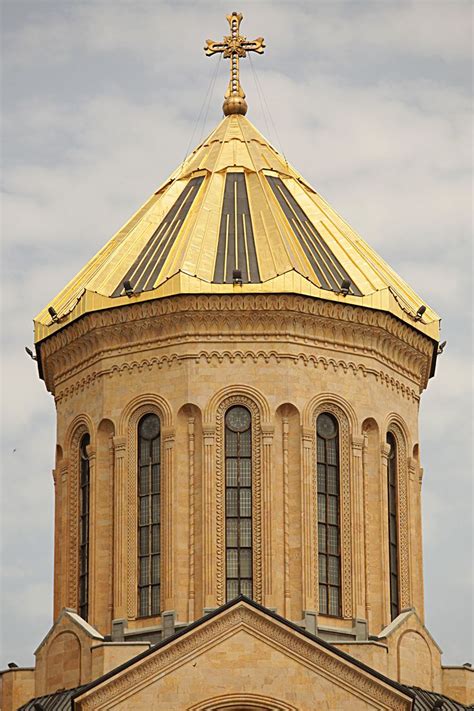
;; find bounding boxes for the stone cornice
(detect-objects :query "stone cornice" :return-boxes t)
[53,350,421,406]
[38,295,433,396]
[75,604,410,710]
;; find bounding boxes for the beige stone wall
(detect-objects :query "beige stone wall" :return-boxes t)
[442,667,474,706]
[0,669,35,711]
[91,643,150,679]
[39,294,433,668]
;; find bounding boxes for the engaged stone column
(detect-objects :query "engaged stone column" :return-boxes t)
[282,417,291,617]
[162,427,175,610]
[262,424,274,605]
[351,434,366,620]
[380,441,391,626]
[202,425,217,609]
[362,434,372,627]
[53,462,68,618]
[112,435,127,620]
[187,417,196,622]
[301,426,316,613]
[86,443,97,623]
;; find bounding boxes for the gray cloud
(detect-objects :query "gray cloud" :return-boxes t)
[1,0,472,668]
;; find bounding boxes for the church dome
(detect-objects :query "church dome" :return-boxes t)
[34,112,440,346]
[34,19,439,356]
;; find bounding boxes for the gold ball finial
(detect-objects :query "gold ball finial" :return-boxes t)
[223,95,248,116]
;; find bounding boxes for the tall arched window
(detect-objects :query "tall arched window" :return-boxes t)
[387,432,399,620]
[225,406,252,600]
[316,413,341,617]
[138,414,161,617]
[79,433,90,620]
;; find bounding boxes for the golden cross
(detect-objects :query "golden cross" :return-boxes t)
[204,12,265,116]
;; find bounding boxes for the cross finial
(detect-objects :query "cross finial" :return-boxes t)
[204,12,265,116]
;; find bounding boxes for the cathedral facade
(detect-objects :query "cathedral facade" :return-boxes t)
[1,13,472,711]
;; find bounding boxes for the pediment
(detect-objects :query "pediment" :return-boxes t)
[35,608,103,656]
[74,600,412,710]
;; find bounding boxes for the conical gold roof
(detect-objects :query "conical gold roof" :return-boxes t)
[34,113,439,343]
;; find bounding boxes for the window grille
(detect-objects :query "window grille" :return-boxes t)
[225,406,253,600]
[316,413,341,616]
[387,432,400,620]
[79,433,90,620]
[137,414,161,617]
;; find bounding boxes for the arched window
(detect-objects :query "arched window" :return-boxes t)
[138,414,161,617]
[387,432,399,620]
[225,406,252,600]
[79,433,90,620]
[316,413,341,617]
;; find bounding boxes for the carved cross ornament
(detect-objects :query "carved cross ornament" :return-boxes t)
[205,12,265,116]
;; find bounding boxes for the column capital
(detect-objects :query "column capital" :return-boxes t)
[112,436,127,459]
[381,442,391,460]
[59,458,69,482]
[261,423,274,445]
[85,444,96,461]
[351,434,365,454]
[301,426,314,445]
[203,425,216,443]
[162,426,176,447]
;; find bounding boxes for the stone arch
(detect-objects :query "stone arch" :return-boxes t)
[308,397,353,619]
[121,395,173,620]
[383,412,411,450]
[65,414,94,611]
[385,418,410,611]
[204,384,271,425]
[398,629,433,689]
[213,389,268,606]
[188,693,297,710]
[302,392,358,431]
[45,630,81,692]
[118,392,173,434]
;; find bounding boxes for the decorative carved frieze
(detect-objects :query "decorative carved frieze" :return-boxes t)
[75,605,409,711]
[215,395,264,606]
[39,294,433,395]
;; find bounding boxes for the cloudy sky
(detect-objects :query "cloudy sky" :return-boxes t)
[1,0,472,669]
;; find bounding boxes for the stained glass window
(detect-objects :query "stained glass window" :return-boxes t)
[79,433,90,621]
[138,414,161,617]
[225,406,253,600]
[387,432,400,620]
[316,413,341,617]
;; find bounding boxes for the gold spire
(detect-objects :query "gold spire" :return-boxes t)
[204,12,265,116]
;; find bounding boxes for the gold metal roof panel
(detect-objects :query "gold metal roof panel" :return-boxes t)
[34,113,440,347]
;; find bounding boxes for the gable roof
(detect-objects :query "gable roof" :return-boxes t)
[71,595,415,707]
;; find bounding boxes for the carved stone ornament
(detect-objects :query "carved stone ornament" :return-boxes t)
[313,402,353,619]
[389,423,410,609]
[215,395,263,606]
[75,604,409,710]
[39,294,433,398]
